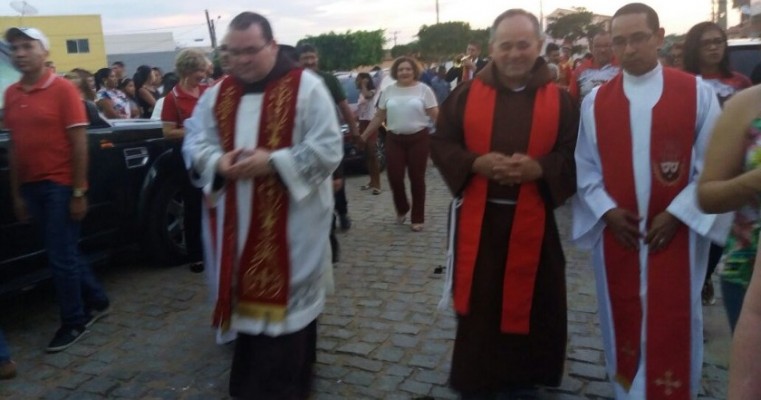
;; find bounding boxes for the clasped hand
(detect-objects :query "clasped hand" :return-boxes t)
[217,148,273,180]
[603,208,680,252]
[474,152,541,186]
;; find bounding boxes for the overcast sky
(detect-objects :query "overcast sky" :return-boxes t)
[0,0,745,48]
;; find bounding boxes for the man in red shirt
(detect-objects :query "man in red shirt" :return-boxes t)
[4,27,110,353]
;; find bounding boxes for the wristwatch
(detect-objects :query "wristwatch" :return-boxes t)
[72,188,87,198]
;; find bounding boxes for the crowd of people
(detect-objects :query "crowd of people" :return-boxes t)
[5,1,761,399]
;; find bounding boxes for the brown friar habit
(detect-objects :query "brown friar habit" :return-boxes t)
[431,57,578,392]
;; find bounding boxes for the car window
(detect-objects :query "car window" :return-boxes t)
[0,42,21,119]
[729,44,761,80]
[337,76,360,105]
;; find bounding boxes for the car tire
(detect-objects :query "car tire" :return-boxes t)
[145,176,189,265]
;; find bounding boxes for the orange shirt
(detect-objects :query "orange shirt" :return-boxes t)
[3,71,88,186]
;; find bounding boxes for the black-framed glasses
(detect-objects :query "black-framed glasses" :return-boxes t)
[611,32,653,49]
[227,41,271,58]
[700,37,725,48]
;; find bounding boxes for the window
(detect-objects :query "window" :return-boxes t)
[66,39,90,54]
[0,43,21,114]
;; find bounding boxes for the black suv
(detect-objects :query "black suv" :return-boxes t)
[0,42,191,296]
[728,38,761,81]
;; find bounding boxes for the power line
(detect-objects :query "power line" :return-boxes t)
[105,23,207,35]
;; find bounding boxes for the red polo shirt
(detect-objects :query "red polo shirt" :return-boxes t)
[161,84,208,128]
[3,71,88,186]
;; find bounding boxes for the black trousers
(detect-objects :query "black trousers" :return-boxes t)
[334,185,348,216]
[229,320,317,400]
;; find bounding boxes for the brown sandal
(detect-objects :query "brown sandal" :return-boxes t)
[410,224,424,232]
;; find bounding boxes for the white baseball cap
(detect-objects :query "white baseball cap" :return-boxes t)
[4,27,50,51]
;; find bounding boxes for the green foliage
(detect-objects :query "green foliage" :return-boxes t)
[413,22,490,63]
[297,30,385,71]
[391,41,420,58]
[545,7,598,43]
[417,21,472,61]
[469,28,490,55]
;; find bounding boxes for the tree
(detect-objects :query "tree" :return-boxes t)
[417,22,472,62]
[297,30,386,71]
[391,41,420,58]
[545,7,597,44]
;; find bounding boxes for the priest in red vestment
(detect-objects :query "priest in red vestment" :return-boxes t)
[572,3,728,399]
[431,9,578,398]
[183,12,342,400]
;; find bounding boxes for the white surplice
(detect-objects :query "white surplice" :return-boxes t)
[571,64,730,399]
[183,70,342,344]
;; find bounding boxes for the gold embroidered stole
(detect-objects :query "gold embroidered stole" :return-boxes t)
[212,70,302,331]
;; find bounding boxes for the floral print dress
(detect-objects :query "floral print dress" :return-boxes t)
[95,88,131,119]
[721,117,761,287]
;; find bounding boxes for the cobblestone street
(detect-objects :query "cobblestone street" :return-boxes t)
[0,167,731,399]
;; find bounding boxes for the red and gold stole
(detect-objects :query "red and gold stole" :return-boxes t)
[454,78,560,334]
[211,70,302,331]
[595,68,694,399]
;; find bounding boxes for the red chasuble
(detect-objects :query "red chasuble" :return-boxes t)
[454,79,560,334]
[594,68,694,399]
[211,69,302,331]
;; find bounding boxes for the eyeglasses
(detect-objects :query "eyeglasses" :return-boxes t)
[611,32,653,49]
[227,41,271,58]
[700,37,725,48]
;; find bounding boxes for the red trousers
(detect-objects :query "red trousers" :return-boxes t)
[385,129,429,224]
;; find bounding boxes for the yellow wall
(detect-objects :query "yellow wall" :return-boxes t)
[0,15,106,73]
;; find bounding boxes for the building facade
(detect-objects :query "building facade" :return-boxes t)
[0,15,107,73]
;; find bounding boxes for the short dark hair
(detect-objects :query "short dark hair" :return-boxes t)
[683,21,731,78]
[467,41,482,50]
[589,29,610,42]
[111,61,124,68]
[279,44,298,63]
[390,56,422,81]
[295,43,317,57]
[229,12,273,42]
[613,3,660,33]
[545,43,560,53]
[490,9,542,42]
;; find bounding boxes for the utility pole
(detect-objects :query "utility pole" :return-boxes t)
[717,0,728,29]
[436,0,440,24]
[392,30,400,47]
[711,0,716,23]
[205,9,218,48]
[539,0,544,31]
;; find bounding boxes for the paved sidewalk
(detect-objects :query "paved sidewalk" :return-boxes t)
[0,168,730,399]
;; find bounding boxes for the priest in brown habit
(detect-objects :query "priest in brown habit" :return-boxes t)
[431,8,578,399]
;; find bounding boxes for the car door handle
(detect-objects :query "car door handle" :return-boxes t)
[123,147,149,169]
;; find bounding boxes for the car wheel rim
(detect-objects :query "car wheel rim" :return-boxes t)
[166,192,186,251]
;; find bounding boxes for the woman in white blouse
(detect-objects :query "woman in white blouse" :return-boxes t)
[360,57,438,232]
